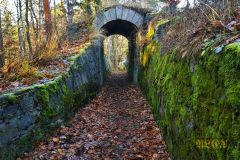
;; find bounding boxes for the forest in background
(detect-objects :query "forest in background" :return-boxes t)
[104,35,128,71]
[0,0,240,93]
[0,0,102,69]
[0,0,169,93]
[0,0,162,70]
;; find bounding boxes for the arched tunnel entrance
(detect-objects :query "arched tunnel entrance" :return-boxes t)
[94,5,145,84]
[100,20,139,83]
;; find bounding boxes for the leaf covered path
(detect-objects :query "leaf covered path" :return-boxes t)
[23,73,169,160]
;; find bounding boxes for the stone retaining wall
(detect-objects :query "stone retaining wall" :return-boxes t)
[0,41,104,159]
[138,21,240,160]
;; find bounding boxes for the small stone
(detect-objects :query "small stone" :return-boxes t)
[136,154,144,158]
[215,45,224,54]
[88,149,94,154]
[52,138,59,143]
[153,153,160,158]
[60,135,67,139]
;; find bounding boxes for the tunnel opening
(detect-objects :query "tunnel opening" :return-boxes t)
[104,35,129,73]
[101,20,138,37]
[99,19,139,83]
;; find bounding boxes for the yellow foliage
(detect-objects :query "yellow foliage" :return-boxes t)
[39,34,58,60]
[146,23,155,40]
[141,41,159,67]
[142,52,150,67]
[17,60,43,79]
[140,18,169,66]
[146,19,170,42]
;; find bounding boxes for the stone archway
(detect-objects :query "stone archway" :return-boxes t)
[94,5,146,84]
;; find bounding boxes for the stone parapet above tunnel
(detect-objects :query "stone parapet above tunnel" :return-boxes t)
[94,5,145,32]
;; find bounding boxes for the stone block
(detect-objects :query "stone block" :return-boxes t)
[132,14,143,27]
[19,92,35,111]
[127,10,136,23]
[94,12,105,29]
[2,104,19,119]
[122,8,130,21]
[73,72,83,89]
[81,73,88,84]
[135,17,144,28]
[103,10,112,23]
[109,8,117,21]
[17,115,34,130]
[0,118,19,145]
[116,6,123,19]
[65,76,74,90]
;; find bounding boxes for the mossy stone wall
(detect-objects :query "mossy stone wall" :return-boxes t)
[139,39,240,160]
[0,41,104,159]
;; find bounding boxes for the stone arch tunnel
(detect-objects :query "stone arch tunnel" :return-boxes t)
[0,6,154,159]
[94,5,148,84]
[1,4,239,160]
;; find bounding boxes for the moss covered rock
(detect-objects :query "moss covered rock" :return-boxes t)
[138,39,240,160]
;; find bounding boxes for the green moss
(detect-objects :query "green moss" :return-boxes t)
[46,81,59,94]
[0,41,102,160]
[69,54,81,62]
[139,40,240,160]
[36,86,50,108]
[61,85,75,116]
[156,19,170,28]
[7,94,18,104]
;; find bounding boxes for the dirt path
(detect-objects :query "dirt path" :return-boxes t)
[22,73,169,160]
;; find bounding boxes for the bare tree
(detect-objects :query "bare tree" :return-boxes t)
[16,0,27,59]
[66,0,74,25]
[30,0,39,50]
[39,0,45,43]
[0,9,3,68]
[25,0,33,60]
[43,0,53,41]
[53,0,57,30]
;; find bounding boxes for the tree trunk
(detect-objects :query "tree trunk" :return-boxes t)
[30,0,39,50]
[16,0,26,59]
[54,0,57,31]
[43,0,53,41]
[66,0,73,25]
[39,0,45,43]
[0,10,4,68]
[169,1,177,14]
[25,0,33,60]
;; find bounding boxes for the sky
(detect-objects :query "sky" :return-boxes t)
[178,0,196,8]
[6,0,196,17]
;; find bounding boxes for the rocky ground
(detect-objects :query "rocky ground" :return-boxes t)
[20,73,169,160]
